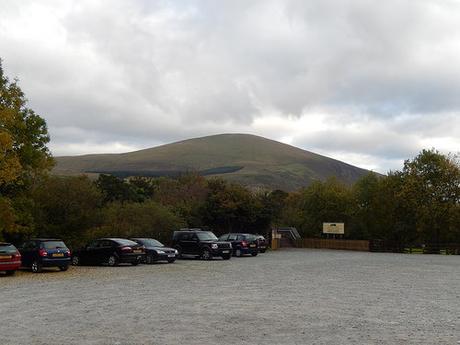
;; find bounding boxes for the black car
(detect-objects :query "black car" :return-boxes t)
[72,238,145,266]
[130,238,178,264]
[172,229,232,260]
[19,239,71,273]
[218,233,259,257]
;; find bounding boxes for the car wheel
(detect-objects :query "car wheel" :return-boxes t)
[59,265,69,271]
[235,249,242,257]
[222,254,231,260]
[167,258,176,264]
[251,252,258,257]
[260,249,266,253]
[146,254,154,264]
[71,256,80,266]
[107,255,118,267]
[5,270,15,276]
[201,249,212,260]
[31,260,42,273]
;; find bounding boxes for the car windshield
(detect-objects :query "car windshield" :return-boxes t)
[114,239,139,246]
[197,232,218,241]
[42,241,67,249]
[139,239,164,247]
[0,244,17,254]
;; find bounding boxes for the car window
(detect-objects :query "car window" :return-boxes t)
[179,233,190,241]
[196,232,218,241]
[190,234,198,241]
[87,240,100,248]
[22,241,37,250]
[42,241,68,249]
[113,239,138,246]
[100,240,113,247]
[228,234,237,241]
[219,234,228,241]
[0,244,17,254]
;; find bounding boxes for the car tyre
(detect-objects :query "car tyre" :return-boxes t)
[251,252,258,257]
[5,270,15,276]
[222,254,231,260]
[31,260,42,273]
[260,249,266,253]
[59,265,69,271]
[71,256,80,266]
[167,258,176,263]
[235,249,242,257]
[107,254,118,267]
[201,249,212,260]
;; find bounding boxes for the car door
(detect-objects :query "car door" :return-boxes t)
[99,240,115,263]
[228,234,238,249]
[19,241,37,267]
[82,240,102,264]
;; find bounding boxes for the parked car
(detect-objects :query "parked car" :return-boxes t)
[255,235,268,253]
[0,243,22,276]
[130,238,178,264]
[172,229,232,260]
[71,238,145,266]
[218,233,259,257]
[19,239,71,273]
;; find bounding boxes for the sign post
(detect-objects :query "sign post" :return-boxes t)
[322,223,345,239]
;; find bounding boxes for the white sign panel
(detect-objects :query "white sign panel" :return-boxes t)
[322,223,345,234]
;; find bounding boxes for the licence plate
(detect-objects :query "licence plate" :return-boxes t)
[168,254,175,258]
[250,244,256,247]
[0,255,12,259]
[222,250,229,254]
[133,250,142,253]
[53,253,64,257]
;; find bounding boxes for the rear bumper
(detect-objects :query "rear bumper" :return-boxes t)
[240,247,258,255]
[0,261,21,271]
[42,257,71,267]
[119,254,145,263]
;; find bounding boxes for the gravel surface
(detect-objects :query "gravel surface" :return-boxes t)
[1,249,459,345]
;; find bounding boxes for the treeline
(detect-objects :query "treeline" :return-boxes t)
[1,60,460,248]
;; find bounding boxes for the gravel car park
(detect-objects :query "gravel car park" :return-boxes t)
[1,249,459,345]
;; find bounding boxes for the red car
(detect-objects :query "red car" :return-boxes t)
[0,242,22,276]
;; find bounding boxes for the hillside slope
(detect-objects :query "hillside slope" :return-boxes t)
[53,134,372,191]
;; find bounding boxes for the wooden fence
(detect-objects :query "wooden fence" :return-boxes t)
[296,238,370,251]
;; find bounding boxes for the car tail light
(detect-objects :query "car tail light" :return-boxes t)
[241,240,248,247]
[39,249,48,257]
[66,249,71,256]
[13,251,21,259]
[121,246,132,252]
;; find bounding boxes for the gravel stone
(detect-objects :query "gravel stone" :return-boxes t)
[1,249,459,345]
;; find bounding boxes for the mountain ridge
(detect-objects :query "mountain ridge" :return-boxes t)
[53,133,373,191]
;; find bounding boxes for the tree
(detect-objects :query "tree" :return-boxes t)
[398,150,460,245]
[0,59,53,240]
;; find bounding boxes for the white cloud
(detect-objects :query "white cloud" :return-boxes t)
[1,0,460,173]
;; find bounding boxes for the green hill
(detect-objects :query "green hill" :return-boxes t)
[53,133,372,191]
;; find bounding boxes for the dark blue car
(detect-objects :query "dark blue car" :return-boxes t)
[19,239,71,273]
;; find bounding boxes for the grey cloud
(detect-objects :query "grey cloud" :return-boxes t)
[1,0,460,171]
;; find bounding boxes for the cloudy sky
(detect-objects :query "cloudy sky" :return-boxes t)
[1,0,459,173]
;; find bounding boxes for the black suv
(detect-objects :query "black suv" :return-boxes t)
[172,229,232,260]
[19,239,71,273]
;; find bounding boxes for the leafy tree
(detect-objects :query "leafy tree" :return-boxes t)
[96,174,143,204]
[0,59,53,240]
[31,176,103,247]
[398,150,460,244]
[92,201,185,243]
